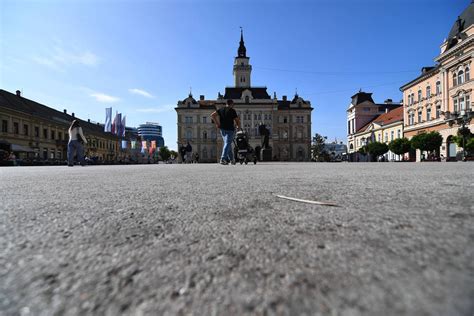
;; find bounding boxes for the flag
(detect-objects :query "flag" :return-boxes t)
[121,115,126,137]
[131,140,136,149]
[151,140,156,149]
[104,107,112,132]
[111,111,118,134]
[116,113,122,136]
[121,140,128,149]
[142,141,147,149]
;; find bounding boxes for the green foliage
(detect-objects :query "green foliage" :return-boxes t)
[466,138,474,153]
[311,133,328,161]
[452,127,473,148]
[159,146,171,161]
[411,132,443,153]
[367,141,388,158]
[388,138,411,156]
[358,146,367,154]
[170,150,178,159]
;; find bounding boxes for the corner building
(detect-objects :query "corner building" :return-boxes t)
[400,2,474,161]
[175,31,313,163]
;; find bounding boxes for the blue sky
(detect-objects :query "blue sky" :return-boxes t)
[0,0,467,150]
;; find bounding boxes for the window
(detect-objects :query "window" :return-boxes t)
[407,94,411,105]
[408,112,414,125]
[454,99,458,112]
[426,107,431,121]
[411,93,415,104]
[43,128,48,139]
[390,131,394,141]
[426,86,431,98]
[203,131,207,139]
[348,121,350,134]
[458,70,464,85]
[418,111,422,123]
[245,96,250,103]
[23,124,28,136]
[13,122,19,134]
[51,130,55,140]
[466,67,470,81]
[378,134,381,142]
[1,120,7,133]
[185,116,193,123]
[453,72,458,86]
[58,132,62,140]
[34,127,39,137]
[459,97,465,111]
[363,107,370,111]
[397,129,401,139]
[466,95,471,110]
[283,117,288,123]
[186,130,192,140]
[436,81,441,95]
[436,105,441,118]
[296,116,304,123]
[418,90,422,102]
[385,132,388,142]
[202,116,207,124]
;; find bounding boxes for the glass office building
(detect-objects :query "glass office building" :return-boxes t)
[137,122,164,147]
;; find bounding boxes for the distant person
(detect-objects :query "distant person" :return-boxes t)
[194,152,199,163]
[179,144,186,163]
[186,142,193,163]
[68,120,88,167]
[211,99,241,165]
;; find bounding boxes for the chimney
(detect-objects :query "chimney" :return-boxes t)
[88,119,90,123]
[384,99,393,104]
[16,90,21,97]
[282,95,287,101]
[200,95,205,101]
[72,113,75,118]
[63,109,67,114]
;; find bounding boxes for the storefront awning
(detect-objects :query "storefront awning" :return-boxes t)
[11,144,35,152]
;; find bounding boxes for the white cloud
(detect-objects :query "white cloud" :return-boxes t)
[136,106,173,113]
[129,88,154,98]
[32,45,100,71]
[90,93,120,103]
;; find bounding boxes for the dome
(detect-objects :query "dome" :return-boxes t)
[447,2,474,40]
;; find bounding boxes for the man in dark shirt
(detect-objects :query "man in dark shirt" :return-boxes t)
[211,99,241,165]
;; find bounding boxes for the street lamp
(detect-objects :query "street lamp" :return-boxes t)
[456,109,473,161]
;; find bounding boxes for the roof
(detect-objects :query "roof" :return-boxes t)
[356,106,403,133]
[400,65,440,91]
[223,87,271,99]
[448,2,474,41]
[0,89,119,138]
[351,91,374,105]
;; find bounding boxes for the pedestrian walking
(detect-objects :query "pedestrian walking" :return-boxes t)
[211,99,241,165]
[68,120,88,167]
[185,142,193,164]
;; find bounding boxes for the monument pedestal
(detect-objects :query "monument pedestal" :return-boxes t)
[260,147,272,161]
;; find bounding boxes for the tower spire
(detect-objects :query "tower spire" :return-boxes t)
[238,27,247,57]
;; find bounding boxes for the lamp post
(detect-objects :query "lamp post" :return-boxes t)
[456,109,473,161]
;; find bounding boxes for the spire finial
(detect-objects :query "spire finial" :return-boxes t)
[189,87,192,97]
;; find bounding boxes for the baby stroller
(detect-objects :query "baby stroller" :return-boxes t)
[233,130,257,165]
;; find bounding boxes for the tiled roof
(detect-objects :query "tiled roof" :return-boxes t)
[224,87,271,99]
[356,106,403,133]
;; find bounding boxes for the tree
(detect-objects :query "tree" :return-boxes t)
[159,146,171,161]
[388,138,411,158]
[452,127,473,149]
[170,150,178,159]
[411,132,443,153]
[311,133,328,161]
[367,141,388,160]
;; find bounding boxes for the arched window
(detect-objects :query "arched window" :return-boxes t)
[453,72,458,86]
[466,67,470,81]
[436,81,441,95]
[203,131,207,139]
[245,96,250,103]
[458,70,464,85]
[426,107,432,121]
[426,86,431,98]
[418,90,422,102]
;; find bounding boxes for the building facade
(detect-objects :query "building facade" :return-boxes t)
[346,91,401,161]
[137,122,164,148]
[175,31,313,163]
[400,2,474,161]
[0,89,125,163]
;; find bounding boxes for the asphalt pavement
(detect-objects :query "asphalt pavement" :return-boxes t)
[0,162,473,316]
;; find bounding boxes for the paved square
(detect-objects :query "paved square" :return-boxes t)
[1,162,473,315]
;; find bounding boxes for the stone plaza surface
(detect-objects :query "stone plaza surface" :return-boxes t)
[0,162,473,316]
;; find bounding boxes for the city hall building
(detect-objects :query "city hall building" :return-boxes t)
[175,32,313,163]
[400,2,474,161]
